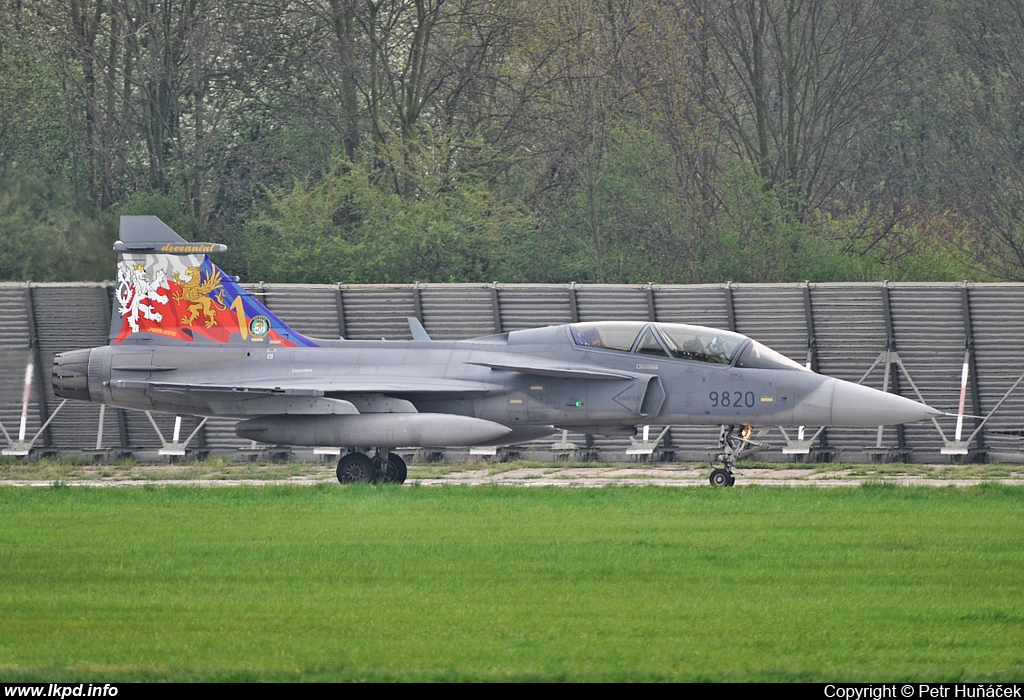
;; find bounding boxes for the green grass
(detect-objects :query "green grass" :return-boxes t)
[1,484,1022,681]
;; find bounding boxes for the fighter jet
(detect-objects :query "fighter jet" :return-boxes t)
[51,216,939,486]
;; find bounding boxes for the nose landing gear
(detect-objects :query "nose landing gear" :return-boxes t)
[709,467,735,487]
[709,425,765,487]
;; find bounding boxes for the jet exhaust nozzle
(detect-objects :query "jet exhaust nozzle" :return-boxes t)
[235,413,512,448]
[52,349,94,402]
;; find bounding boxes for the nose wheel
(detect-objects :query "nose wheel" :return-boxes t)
[709,425,764,487]
[709,468,735,487]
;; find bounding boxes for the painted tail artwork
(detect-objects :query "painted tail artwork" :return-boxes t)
[111,216,317,348]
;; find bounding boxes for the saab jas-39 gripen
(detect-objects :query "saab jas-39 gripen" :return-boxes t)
[51,216,940,486]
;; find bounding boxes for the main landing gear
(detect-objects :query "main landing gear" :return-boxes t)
[709,425,766,487]
[336,450,408,484]
[375,450,407,484]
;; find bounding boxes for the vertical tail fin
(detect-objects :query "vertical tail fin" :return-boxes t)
[111,216,317,347]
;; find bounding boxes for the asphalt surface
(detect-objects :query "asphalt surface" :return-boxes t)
[1,464,1022,487]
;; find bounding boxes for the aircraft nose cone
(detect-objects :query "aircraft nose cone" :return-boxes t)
[830,379,940,427]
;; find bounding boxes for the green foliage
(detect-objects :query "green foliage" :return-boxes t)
[0,0,1017,284]
[581,125,703,283]
[696,166,865,283]
[0,12,71,178]
[710,166,807,282]
[815,204,983,282]
[871,229,981,282]
[242,142,535,284]
[518,125,974,285]
[524,123,715,284]
[0,170,114,281]
[209,122,336,231]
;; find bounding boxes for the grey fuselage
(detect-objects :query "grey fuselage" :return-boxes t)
[67,324,926,439]
[53,215,939,452]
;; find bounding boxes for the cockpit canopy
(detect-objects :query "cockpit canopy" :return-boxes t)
[569,321,808,371]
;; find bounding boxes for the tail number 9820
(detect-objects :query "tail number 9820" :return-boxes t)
[709,391,756,409]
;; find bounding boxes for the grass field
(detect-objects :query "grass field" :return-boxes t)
[1,484,1022,681]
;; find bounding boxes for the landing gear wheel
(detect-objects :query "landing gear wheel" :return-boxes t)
[709,468,734,487]
[337,452,378,483]
[707,424,763,487]
[375,452,408,484]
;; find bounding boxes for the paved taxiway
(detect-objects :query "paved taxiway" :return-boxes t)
[1,464,1022,487]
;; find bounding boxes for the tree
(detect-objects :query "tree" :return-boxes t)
[940,0,1024,279]
[243,149,533,283]
[696,0,924,218]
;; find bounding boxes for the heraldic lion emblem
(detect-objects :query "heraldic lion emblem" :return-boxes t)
[115,261,169,333]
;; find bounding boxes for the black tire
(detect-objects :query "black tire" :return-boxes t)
[376,452,408,484]
[382,450,405,483]
[337,452,378,483]
[709,468,733,487]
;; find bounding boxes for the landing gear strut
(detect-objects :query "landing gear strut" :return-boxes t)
[335,450,408,484]
[374,451,407,484]
[709,425,765,487]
